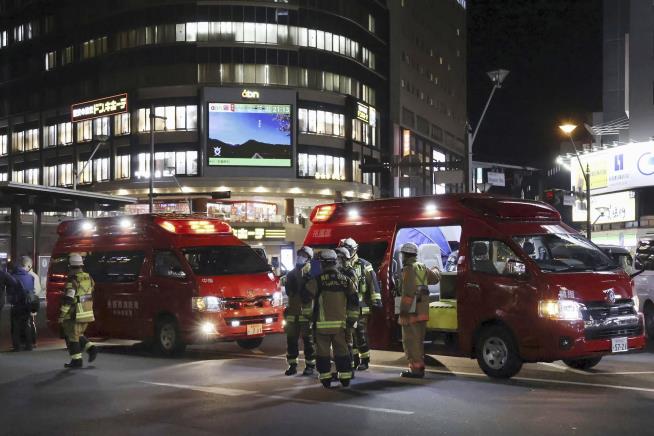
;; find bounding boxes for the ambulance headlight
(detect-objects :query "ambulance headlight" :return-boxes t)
[271,291,284,307]
[632,294,640,313]
[192,296,224,312]
[538,299,584,321]
[200,322,215,334]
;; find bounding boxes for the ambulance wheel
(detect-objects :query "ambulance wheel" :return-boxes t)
[154,316,186,356]
[476,325,523,379]
[562,357,602,370]
[644,302,654,339]
[237,338,263,349]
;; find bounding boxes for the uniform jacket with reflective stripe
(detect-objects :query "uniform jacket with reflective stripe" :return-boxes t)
[399,258,440,325]
[60,271,95,323]
[306,265,358,334]
[283,263,313,319]
[350,255,382,311]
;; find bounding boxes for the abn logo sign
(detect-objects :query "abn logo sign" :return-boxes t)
[241,89,260,100]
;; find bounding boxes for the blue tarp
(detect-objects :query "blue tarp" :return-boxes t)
[394,227,452,259]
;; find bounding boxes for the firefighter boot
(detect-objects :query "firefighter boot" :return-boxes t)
[400,369,425,379]
[285,364,298,376]
[302,365,315,376]
[65,359,83,369]
[87,345,98,363]
[357,357,370,371]
[321,379,332,389]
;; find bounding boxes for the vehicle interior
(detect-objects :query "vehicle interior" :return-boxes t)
[391,225,461,332]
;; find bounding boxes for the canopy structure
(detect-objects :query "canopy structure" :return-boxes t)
[0,182,137,261]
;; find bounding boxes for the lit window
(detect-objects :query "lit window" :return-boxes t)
[0,134,7,155]
[114,113,130,135]
[44,166,57,186]
[78,160,92,185]
[76,120,92,142]
[94,157,110,182]
[43,125,57,148]
[45,51,56,70]
[93,117,110,137]
[115,154,131,179]
[58,122,73,145]
[58,163,73,186]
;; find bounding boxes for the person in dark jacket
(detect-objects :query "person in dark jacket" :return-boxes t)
[0,262,16,339]
[7,262,35,351]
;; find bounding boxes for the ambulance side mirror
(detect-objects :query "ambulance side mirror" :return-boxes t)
[504,259,527,279]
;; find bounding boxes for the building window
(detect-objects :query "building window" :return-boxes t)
[44,125,57,148]
[58,163,73,186]
[114,113,130,135]
[14,168,39,184]
[81,36,108,60]
[94,157,110,182]
[368,14,376,33]
[0,134,7,156]
[58,122,73,145]
[93,117,110,137]
[76,120,92,142]
[17,129,40,152]
[136,153,150,178]
[0,30,7,48]
[352,118,377,147]
[352,160,362,183]
[138,106,197,132]
[154,150,198,177]
[298,153,345,180]
[61,46,74,65]
[45,51,56,70]
[78,160,92,185]
[298,108,344,137]
[363,172,376,187]
[0,172,7,182]
[115,154,131,180]
[44,165,57,186]
[12,131,24,152]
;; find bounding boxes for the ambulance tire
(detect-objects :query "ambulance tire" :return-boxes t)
[154,316,186,356]
[237,338,264,349]
[562,356,602,370]
[475,325,523,379]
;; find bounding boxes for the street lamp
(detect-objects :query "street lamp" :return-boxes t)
[558,123,592,240]
[73,134,110,190]
[149,107,167,213]
[466,69,510,192]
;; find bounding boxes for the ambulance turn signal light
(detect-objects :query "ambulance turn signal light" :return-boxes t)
[310,204,337,222]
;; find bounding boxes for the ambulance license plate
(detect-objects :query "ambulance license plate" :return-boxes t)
[247,324,263,336]
[611,337,628,353]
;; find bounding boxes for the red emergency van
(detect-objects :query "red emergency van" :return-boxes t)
[304,195,646,378]
[46,214,284,355]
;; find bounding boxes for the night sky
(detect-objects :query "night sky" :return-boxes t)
[467,0,602,167]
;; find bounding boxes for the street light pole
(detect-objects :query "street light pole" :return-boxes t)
[148,107,167,213]
[559,123,592,240]
[73,134,110,190]
[466,69,510,192]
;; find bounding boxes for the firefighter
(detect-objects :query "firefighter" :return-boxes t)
[58,253,98,369]
[337,237,382,371]
[335,246,358,375]
[282,246,316,376]
[306,249,359,388]
[397,242,440,378]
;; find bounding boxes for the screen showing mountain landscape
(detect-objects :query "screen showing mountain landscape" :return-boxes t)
[208,103,292,167]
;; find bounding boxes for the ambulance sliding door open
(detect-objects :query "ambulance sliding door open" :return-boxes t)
[392,225,461,332]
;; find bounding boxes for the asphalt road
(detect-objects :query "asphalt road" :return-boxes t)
[2,306,654,436]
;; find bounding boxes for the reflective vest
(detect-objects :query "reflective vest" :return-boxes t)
[61,272,95,323]
[399,262,430,324]
[313,271,358,334]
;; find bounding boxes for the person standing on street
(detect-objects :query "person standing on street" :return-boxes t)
[0,262,17,345]
[335,246,358,375]
[282,246,316,376]
[397,242,440,378]
[306,250,359,388]
[7,261,35,351]
[59,253,98,369]
[337,238,382,371]
[22,256,40,347]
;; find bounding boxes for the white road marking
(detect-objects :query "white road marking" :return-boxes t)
[538,362,591,376]
[142,381,414,415]
[587,371,654,376]
[223,352,654,394]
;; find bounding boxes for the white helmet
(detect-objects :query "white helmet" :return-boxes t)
[69,253,84,267]
[338,238,358,256]
[318,249,338,263]
[400,242,418,255]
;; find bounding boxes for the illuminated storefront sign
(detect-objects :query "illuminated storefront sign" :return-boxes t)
[570,141,654,194]
[71,93,128,122]
[572,190,636,225]
[356,102,369,123]
[233,227,286,241]
[241,89,260,100]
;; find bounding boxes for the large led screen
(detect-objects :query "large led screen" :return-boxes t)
[208,103,292,167]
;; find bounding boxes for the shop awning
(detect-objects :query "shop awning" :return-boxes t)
[0,182,137,212]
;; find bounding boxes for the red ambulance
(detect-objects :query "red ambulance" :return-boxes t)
[304,195,646,378]
[46,214,284,355]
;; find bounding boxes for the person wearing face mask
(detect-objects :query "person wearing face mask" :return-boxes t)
[282,246,316,376]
